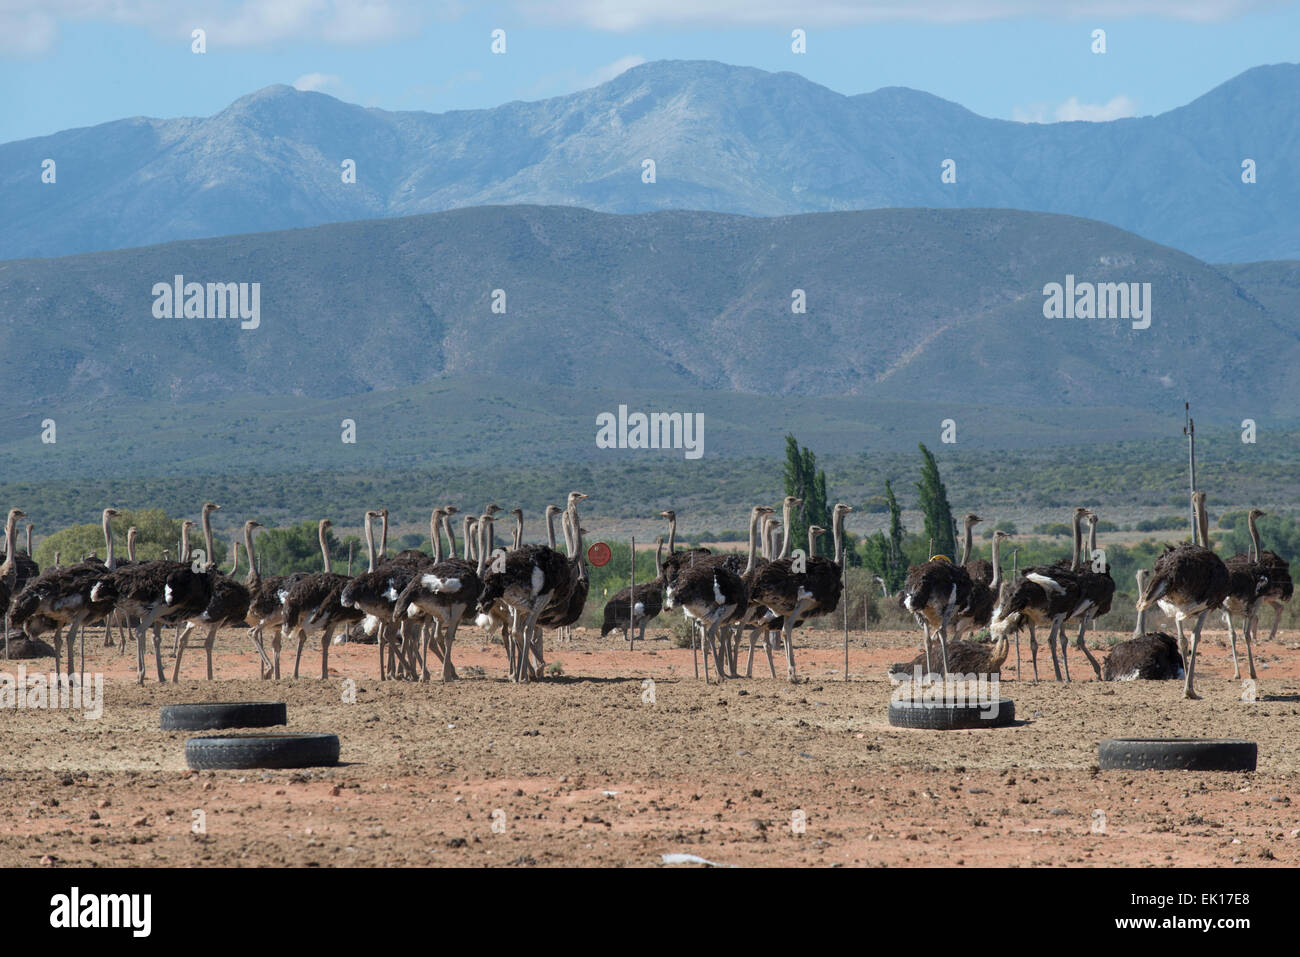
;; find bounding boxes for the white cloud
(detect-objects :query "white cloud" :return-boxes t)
[0,1,463,56]
[293,72,347,94]
[1014,93,1138,123]
[507,0,1282,30]
[526,54,648,98]
[583,54,648,86]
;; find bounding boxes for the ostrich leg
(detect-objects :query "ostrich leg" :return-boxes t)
[1028,625,1039,682]
[440,618,460,682]
[1183,610,1209,700]
[1047,619,1063,681]
[319,625,335,680]
[1060,626,1072,682]
[782,614,800,682]
[204,624,218,680]
[1074,621,1102,679]
[152,623,167,683]
[1241,615,1258,680]
[172,622,196,681]
[1225,610,1242,679]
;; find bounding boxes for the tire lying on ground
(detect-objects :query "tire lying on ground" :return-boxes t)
[1098,738,1257,772]
[185,733,340,770]
[161,701,287,731]
[887,698,1015,730]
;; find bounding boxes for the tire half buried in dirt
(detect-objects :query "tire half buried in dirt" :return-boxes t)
[888,698,1015,730]
[1098,738,1257,772]
[161,701,287,731]
[185,733,340,770]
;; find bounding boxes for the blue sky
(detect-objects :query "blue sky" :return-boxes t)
[1,1,1298,143]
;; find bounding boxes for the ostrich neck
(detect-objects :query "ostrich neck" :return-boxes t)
[1134,574,1147,637]
[4,513,17,562]
[103,512,115,569]
[990,536,1003,591]
[444,515,459,561]
[654,540,663,578]
[571,510,588,581]
[1190,496,1201,547]
[320,524,332,574]
[364,514,376,572]
[779,500,794,560]
[244,525,260,583]
[833,510,846,567]
[1070,513,1083,570]
[546,510,559,551]
[202,510,215,569]
[742,510,762,577]
[667,515,677,553]
[512,514,522,551]
[180,525,191,563]
[379,513,388,561]
[228,541,240,576]
[127,532,137,563]
[807,527,818,556]
[1248,513,1262,562]
[1198,498,1211,551]
[26,525,32,554]
[432,514,445,564]
[961,521,974,565]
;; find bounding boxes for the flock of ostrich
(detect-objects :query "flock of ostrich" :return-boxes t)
[0,488,1291,700]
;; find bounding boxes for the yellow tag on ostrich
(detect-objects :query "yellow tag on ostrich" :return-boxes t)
[930,554,952,563]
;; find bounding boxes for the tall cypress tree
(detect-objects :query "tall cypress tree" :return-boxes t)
[916,443,956,559]
[783,433,831,557]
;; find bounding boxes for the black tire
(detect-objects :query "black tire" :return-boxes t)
[185,733,340,770]
[161,701,287,731]
[1098,738,1257,772]
[888,698,1015,730]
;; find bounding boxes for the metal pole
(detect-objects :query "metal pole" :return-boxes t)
[842,552,849,681]
[1184,402,1197,539]
[628,536,636,651]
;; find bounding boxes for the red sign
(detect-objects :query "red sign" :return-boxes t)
[587,542,612,567]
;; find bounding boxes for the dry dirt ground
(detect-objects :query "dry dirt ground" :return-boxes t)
[2,623,1299,868]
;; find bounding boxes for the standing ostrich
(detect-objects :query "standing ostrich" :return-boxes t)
[9,508,122,677]
[663,506,765,682]
[538,508,591,651]
[952,527,1010,644]
[1241,508,1293,651]
[1059,511,1112,680]
[1136,491,1230,699]
[1103,569,1185,681]
[241,519,330,679]
[279,520,365,680]
[601,537,666,646]
[90,506,216,684]
[740,497,800,677]
[1221,508,1270,681]
[901,551,972,679]
[392,509,485,681]
[171,522,255,681]
[989,508,1089,681]
[2,508,40,656]
[476,494,580,683]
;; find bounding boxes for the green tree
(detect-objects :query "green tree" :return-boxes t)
[915,443,955,559]
[783,433,831,557]
[34,509,205,568]
[860,479,907,591]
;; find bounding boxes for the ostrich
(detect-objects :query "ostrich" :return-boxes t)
[601,537,665,646]
[538,507,591,652]
[1221,508,1270,681]
[952,527,1010,644]
[9,508,122,677]
[90,506,216,684]
[279,520,365,680]
[241,518,325,679]
[900,549,972,679]
[476,494,580,683]
[989,508,1089,681]
[1103,569,1185,681]
[740,497,801,677]
[663,506,765,682]
[1242,508,1293,652]
[1136,491,1230,699]
[171,522,254,681]
[1059,510,1112,681]
[889,633,1011,679]
[392,509,484,681]
[340,509,435,681]
[2,508,40,657]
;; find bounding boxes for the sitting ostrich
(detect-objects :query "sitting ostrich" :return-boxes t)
[1102,569,1184,681]
[889,632,1011,679]
[1136,491,1230,699]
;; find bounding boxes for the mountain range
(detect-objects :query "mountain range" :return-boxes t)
[3,59,1299,263]
[2,204,1297,438]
